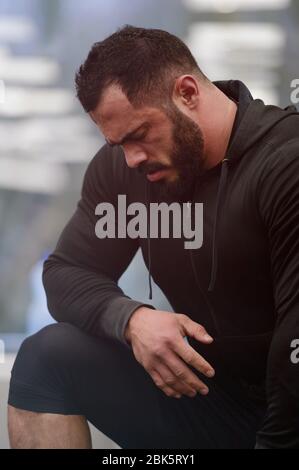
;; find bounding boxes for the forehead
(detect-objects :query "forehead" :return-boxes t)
[91,84,166,135]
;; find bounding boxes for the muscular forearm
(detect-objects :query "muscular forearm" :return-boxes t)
[43,256,154,345]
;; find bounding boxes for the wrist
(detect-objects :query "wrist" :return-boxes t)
[124,306,148,345]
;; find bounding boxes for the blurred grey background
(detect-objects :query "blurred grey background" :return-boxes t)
[0,0,298,448]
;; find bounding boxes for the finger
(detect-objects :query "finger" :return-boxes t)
[164,352,210,395]
[172,337,215,379]
[178,315,213,344]
[150,369,182,398]
[155,362,197,397]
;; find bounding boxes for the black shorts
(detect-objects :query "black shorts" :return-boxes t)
[8,323,266,449]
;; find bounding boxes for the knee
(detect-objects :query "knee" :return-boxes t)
[12,323,79,380]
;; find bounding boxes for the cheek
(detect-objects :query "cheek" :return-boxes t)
[143,137,173,165]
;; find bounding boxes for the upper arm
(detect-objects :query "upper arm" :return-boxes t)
[255,148,299,448]
[258,148,299,324]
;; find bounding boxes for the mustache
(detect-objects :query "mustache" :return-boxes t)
[138,162,171,176]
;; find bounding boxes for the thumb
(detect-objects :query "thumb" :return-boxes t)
[178,314,214,344]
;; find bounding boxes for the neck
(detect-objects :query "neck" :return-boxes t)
[202,88,238,170]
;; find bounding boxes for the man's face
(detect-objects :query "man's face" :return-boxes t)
[91,85,205,201]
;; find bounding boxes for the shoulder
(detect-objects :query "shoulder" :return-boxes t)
[257,135,299,190]
[82,144,144,201]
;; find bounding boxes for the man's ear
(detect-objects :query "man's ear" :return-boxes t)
[173,75,199,110]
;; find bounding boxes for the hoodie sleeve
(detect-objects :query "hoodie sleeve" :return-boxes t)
[255,149,299,449]
[43,144,154,347]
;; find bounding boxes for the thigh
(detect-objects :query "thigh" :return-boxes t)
[9,323,265,449]
[74,334,265,449]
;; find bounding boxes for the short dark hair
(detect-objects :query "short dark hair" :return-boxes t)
[75,25,208,113]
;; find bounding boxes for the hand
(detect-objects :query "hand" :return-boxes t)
[125,307,215,399]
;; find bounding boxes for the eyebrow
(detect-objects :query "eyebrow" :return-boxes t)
[105,122,150,147]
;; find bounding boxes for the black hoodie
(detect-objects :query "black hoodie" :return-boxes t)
[43,80,299,449]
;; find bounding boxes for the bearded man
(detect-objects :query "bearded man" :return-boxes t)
[7,25,299,450]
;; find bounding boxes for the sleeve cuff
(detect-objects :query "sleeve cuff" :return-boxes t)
[96,296,155,347]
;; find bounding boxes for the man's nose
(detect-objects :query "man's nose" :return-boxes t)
[123,148,147,169]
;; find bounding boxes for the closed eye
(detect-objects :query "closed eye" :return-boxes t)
[106,130,148,148]
[106,121,151,147]
[131,130,148,142]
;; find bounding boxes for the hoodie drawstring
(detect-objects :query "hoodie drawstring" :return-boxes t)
[146,181,153,300]
[208,158,229,292]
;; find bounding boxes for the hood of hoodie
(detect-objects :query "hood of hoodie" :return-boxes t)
[219,80,298,163]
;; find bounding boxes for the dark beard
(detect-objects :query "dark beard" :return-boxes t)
[156,106,205,202]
